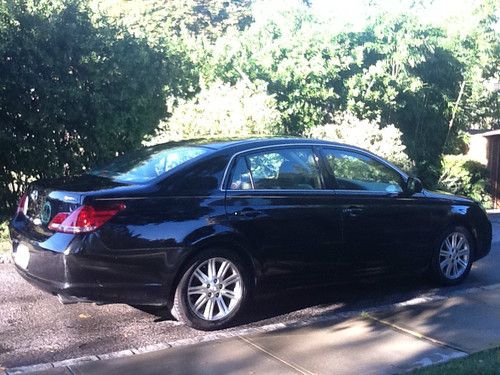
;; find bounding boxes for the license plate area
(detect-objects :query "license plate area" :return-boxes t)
[14,243,30,270]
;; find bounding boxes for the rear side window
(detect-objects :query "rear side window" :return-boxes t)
[90,146,209,184]
[323,149,404,193]
[229,148,322,190]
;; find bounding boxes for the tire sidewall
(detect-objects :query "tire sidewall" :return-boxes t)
[174,248,249,331]
[431,226,475,286]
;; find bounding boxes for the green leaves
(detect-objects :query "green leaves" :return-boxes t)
[438,155,492,208]
[0,0,497,212]
[0,1,175,212]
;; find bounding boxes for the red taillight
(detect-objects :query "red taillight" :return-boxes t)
[48,203,125,234]
[47,212,70,231]
[17,194,28,216]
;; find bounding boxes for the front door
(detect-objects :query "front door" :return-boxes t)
[320,147,434,275]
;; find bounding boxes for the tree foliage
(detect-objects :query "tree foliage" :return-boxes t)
[146,79,282,145]
[94,0,253,43]
[0,1,186,212]
[0,0,498,213]
[307,112,412,170]
[438,154,492,207]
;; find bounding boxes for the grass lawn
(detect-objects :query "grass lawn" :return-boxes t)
[413,347,500,374]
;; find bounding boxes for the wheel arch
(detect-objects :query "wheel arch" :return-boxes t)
[167,232,261,306]
[442,213,479,259]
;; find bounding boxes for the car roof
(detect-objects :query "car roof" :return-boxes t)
[179,137,342,151]
[151,136,384,160]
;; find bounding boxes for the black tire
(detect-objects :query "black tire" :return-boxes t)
[172,248,250,331]
[430,226,474,286]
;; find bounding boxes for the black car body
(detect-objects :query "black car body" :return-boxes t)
[10,138,492,330]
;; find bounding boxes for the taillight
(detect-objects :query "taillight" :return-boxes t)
[48,203,125,234]
[17,194,28,216]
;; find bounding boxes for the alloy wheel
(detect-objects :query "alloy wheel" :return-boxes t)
[187,257,243,321]
[438,232,470,280]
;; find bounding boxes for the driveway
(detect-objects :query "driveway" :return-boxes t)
[1,215,499,369]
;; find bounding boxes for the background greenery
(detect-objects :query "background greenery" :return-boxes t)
[0,0,498,216]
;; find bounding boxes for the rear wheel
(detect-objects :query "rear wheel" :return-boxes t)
[172,249,249,330]
[430,226,474,285]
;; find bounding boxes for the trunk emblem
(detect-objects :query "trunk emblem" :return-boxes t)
[40,202,52,224]
[30,190,38,201]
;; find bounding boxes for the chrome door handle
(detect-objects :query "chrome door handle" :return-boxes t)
[234,208,263,218]
[343,207,363,217]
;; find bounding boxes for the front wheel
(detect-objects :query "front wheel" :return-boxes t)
[430,226,474,286]
[172,249,249,330]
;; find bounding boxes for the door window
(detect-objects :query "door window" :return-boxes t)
[323,149,404,193]
[229,148,322,190]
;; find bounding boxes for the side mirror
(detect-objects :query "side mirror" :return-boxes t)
[406,177,423,195]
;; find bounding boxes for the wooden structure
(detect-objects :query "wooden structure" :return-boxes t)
[484,130,500,208]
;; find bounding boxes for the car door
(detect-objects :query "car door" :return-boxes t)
[320,147,435,275]
[224,146,345,288]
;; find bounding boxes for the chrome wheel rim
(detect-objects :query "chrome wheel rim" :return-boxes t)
[187,257,243,321]
[439,232,470,280]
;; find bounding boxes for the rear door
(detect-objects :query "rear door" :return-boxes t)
[320,147,433,275]
[224,146,345,287]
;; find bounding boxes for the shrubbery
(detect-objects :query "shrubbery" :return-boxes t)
[146,79,283,145]
[437,155,492,208]
[0,0,497,214]
[0,1,190,213]
[306,112,413,171]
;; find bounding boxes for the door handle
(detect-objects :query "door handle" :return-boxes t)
[234,208,263,218]
[343,207,363,217]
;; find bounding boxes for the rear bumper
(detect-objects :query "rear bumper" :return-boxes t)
[10,225,171,307]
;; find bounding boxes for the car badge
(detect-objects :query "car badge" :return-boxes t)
[40,201,52,225]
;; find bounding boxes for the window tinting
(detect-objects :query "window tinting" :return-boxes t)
[324,149,403,193]
[229,157,253,190]
[90,146,209,184]
[229,148,322,190]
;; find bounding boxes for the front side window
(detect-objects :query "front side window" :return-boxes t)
[324,149,404,193]
[229,148,321,190]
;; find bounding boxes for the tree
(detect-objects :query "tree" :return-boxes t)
[94,0,254,43]
[146,79,282,144]
[202,0,353,135]
[307,111,412,170]
[0,1,180,213]
[342,14,465,166]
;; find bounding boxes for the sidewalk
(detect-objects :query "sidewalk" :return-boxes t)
[24,284,500,375]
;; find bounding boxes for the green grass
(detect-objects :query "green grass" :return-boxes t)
[412,347,500,374]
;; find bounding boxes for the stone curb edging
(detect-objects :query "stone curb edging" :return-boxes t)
[4,282,500,375]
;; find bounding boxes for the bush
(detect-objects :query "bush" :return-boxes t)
[0,1,182,214]
[306,112,413,170]
[438,155,492,208]
[146,79,283,145]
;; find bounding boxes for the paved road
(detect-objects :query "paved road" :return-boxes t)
[1,216,499,369]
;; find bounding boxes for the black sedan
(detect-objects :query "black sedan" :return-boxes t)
[9,138,492,330]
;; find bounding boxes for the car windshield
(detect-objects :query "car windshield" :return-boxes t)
[89,145,210,184]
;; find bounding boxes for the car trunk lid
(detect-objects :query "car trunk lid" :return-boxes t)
[18,175,127,240]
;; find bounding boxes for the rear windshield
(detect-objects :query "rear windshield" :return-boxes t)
[89,146,209,184]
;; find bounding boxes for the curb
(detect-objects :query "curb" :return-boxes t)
[4,282,500,375]
[0,253,12,264]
